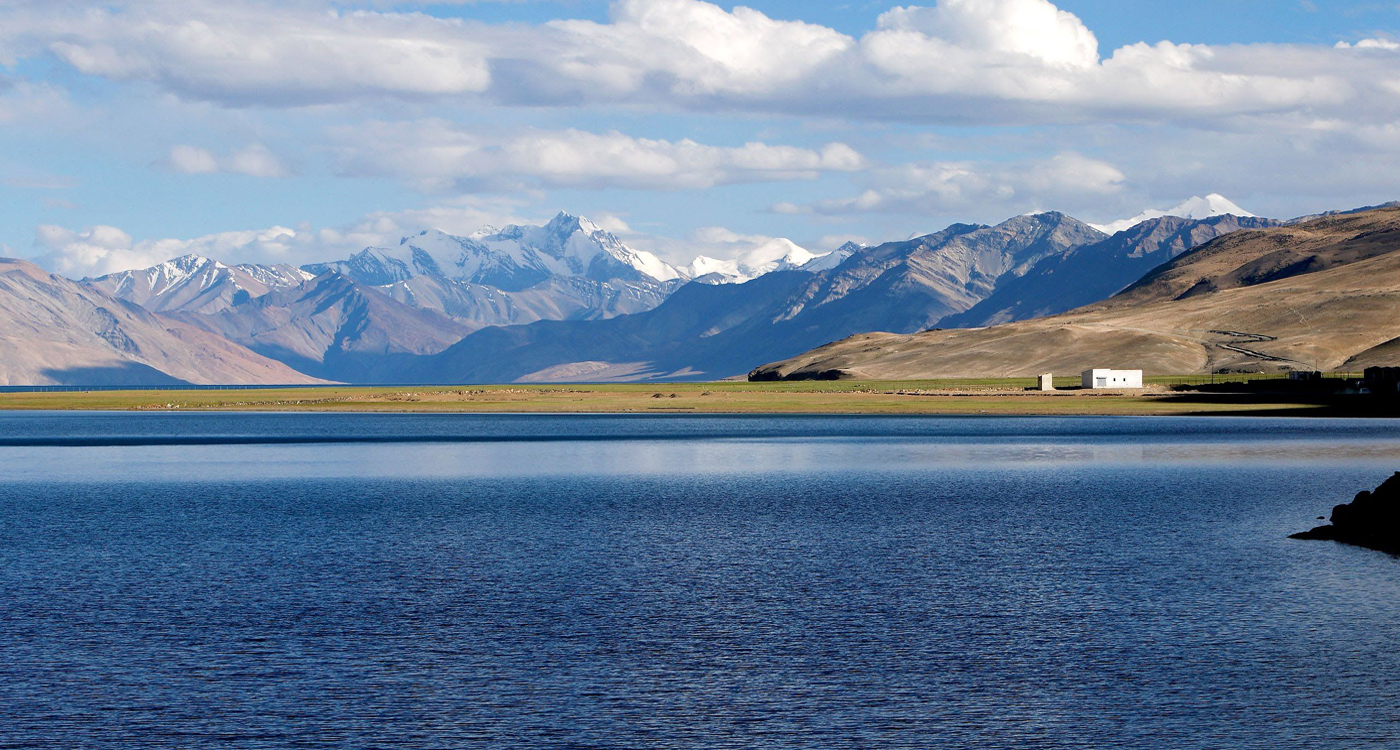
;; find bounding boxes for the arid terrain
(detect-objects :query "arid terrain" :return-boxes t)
[1,376,1391,417]
[753,206,1400,380]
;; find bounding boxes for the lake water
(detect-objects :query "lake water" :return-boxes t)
[1,413,1398,749]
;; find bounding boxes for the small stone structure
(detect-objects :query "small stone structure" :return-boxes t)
[1081,369,1143,389]
[1037,373,1055,392]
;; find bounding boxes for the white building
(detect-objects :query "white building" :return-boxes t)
[1082,369,1143,389]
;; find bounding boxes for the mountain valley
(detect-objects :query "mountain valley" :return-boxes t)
[6,196,1393,385]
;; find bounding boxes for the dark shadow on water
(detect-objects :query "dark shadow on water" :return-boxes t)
[1158,391,1400,418]
[36,364,189,387]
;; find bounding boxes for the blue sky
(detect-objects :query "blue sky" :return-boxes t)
[2,0,1399,276]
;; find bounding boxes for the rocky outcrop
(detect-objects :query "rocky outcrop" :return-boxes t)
[1292,472,1400,554]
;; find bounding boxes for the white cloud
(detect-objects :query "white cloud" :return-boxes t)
[540,0,852,96]
[1023,152,1125,194]
[0,80,70,124]
[33,224,155,278]
[332,120,864,192]
[11,0,1393,126]
[33,223,306,277]
[587,212,632,234]
[804,152,1124,216]
[2,172,78,189]
[1336,38,1400,51]
[167,145,220,174]
[874,0,1099,71]
[167,143,289,177]
[28,194,835,281]
[815,234,872,251]
[30,196,535,278]
[609,223,813,270]
[44,6,491,105]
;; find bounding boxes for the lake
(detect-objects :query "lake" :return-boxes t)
[1,413,1398,748]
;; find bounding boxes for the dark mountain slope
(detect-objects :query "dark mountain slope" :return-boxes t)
[752,204,1400,380]
[1108,207,1400,307]
[942,215,1280,328]
[406,213,1108,383]
[409,271,819,383]
[176,272,472,382]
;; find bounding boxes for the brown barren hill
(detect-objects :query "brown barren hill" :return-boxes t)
[752,205,1400,380]
[0,257,323,385]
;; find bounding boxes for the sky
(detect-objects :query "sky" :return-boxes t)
[2,0,1400,277]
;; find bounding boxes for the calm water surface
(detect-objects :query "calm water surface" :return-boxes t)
[1,413,1398,749]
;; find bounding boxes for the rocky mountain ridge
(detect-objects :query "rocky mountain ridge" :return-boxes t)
[5,197,1301,385]
[0,257,319,385]
[752,205,1400,381]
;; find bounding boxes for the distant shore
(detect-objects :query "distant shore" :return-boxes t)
[2,379,1396,417]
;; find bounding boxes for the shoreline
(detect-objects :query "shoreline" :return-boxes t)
[1,380,1394,417]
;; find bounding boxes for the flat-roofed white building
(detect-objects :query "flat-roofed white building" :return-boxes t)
[1082,369,1143,389]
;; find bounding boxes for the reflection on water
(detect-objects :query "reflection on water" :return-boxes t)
[9,435,1400,484]
[4,413,1400,483]
[1,413,1398,748]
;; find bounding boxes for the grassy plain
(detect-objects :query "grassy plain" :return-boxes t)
[0,376,1385,417]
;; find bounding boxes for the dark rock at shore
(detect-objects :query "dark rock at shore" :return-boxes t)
[1291,472,1400,554]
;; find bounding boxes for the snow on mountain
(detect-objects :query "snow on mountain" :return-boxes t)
[800,242,861,272]
[308,212,682,291]
[309,212,869,294]
[86,254,312,314]
[1091,194,1255,235]
[684,238,829,284]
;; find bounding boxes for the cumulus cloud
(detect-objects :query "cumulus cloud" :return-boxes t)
[1023,153,1126,194]
[33,223,306,277]
[802,152,1124,216]
[166,145,220,175]
[33,225,148,278]
[1335,38,1400,51]
[331,120,864,192]
[875,0,1099,70]
[7,0,1392,126]
[166,144,289,177]
[43,6,491,105]
[536,0,852,97]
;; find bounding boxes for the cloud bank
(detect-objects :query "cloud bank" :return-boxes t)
[331,121,864,192]
[4,0,1387,126]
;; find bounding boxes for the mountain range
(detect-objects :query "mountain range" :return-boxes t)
[1089,193,1255,235]
[0,258,318,385]
[753,204,1400,380]
[304,214,682,289]
[87,254,312,314]
[4,194,1381,385]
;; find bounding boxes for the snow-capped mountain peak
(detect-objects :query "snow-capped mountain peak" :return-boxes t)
[684,238,840,284]
[316,212,683,290]
[86,254,312,314]
[149,254,216,287]
[1168,194,1253,220]
[544,211,596,236]
[1091,194,1255,235]
[738,238,816,274]
[314,212,875,291]
[800,242,862,272]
